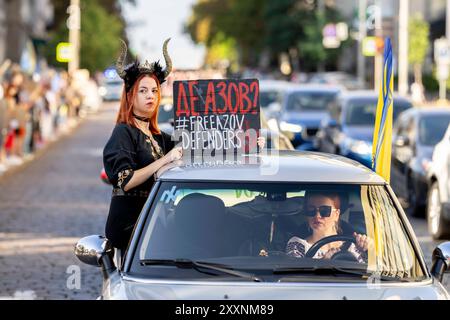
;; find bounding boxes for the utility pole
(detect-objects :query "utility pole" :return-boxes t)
[317,0,325,72]
[67,0,81,75]
[358,0,367,87]
[447,0,450,41]
[398,0,409,95]
[374,0,382,92]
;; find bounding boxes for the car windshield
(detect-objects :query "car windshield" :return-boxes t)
[158,103,174,123]
[345,99,412,125]
[286,91,337,111]
[105,80,123,86]
[260,90,280,109]
[418,114,450,146]
[133,182,425,282]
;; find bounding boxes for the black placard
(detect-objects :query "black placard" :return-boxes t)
[173,79,261,156]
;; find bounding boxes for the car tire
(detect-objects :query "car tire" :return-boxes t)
[427,181,450,240]
[407,174,424,217]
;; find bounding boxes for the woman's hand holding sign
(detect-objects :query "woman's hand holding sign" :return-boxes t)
[257,136,266,150]
[164,147,183,164]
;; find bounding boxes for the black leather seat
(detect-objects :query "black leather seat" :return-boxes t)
[170,193,227,259]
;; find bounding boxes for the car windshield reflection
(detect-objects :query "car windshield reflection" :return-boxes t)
[134,182,425,281]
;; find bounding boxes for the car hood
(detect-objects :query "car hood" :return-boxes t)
[280,111,328,128]
[342,126,374,142]
[106,278,449,300]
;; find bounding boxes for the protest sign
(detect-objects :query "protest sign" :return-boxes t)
[173,79,261,156]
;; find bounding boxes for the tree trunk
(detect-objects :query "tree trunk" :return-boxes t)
[414,63,422,85]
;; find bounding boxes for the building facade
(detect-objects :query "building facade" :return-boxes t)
[0,0,53,68]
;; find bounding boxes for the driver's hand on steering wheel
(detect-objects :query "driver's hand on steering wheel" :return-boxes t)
[323,247,341,259]
[353,232,373,252]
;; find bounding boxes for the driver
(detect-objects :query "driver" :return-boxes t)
[286,191,372,262]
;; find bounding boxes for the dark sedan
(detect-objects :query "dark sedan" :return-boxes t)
[273,85,343,150]
[391,107,450,217]
[316,91,412,168]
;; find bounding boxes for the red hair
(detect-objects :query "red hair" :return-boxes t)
[116,74,161,134]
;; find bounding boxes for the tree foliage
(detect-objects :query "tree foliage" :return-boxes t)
[186,0,345,71]
[408,14,430,84]
[45,0,133,73]
[408,14,429,66]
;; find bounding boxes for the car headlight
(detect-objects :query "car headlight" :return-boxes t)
[280,121,302,133]
[343,138,372,155]
[99,87,107,96]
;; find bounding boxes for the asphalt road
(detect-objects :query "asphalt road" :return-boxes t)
[0,102,448,299]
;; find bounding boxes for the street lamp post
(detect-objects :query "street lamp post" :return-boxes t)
[398,0,409,96]
[374,0,382,92]
[358,0,367,87]
[67,0,81,75]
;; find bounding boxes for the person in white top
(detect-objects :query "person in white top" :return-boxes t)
[286,191,372,262]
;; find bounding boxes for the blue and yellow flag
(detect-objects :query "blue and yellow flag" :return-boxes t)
[372,38,394,183]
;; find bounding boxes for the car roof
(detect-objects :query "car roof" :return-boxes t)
[157,150,385,184]
[285,84,344,94]
[259,80,296,90]
[339,90,411,102]
[402,106,450,116]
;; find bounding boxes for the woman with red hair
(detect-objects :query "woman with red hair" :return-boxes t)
[103,39,182,253]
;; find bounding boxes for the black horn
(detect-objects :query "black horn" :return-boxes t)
[116,39,128,78]
[163,38,172,78]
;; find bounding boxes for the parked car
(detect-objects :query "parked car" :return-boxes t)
[259,80,295,113]
[99,78,123,102]
[76,151,449,300]
[309,72,366,90]
[427,123,450,239]
[158,98,175,135]
[391,108,450,218]
[316,91,412,168]
[270,85,343,150]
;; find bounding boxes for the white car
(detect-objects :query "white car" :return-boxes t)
[427,124,450,239]
[76,151,450,300]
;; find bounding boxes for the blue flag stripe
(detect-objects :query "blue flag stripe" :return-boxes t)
[373,38,393,170]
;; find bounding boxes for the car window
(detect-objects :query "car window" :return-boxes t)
[418,114,450,146]
[105,80,123,86]
[286,91,338,111]
[345,99,412,126]
[158,103,174,123]
[132,182,425,282]
[260,90,281,109]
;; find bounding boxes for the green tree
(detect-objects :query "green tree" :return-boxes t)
[408,14,430,85]
[45,0,131,73]
[186,0,266,67]
[186,0,346,72]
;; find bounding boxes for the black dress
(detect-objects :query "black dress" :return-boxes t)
[103,123,174,250]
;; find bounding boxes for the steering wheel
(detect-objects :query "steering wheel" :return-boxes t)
[305,235,359,261]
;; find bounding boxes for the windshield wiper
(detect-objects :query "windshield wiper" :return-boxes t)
[273,266,410,282]
[140,259,262,282]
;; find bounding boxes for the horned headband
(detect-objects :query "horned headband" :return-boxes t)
[116,38,172,92]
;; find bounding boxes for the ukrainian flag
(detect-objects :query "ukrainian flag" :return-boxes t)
[372,38,394,183]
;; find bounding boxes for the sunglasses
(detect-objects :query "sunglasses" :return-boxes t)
[304,205,336,217]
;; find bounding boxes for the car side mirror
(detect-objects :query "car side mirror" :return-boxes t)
[75,235,111,267]
[431,241,450,283]
[395,136,409,147]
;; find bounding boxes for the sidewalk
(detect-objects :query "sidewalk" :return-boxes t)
[0,111,98,180]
